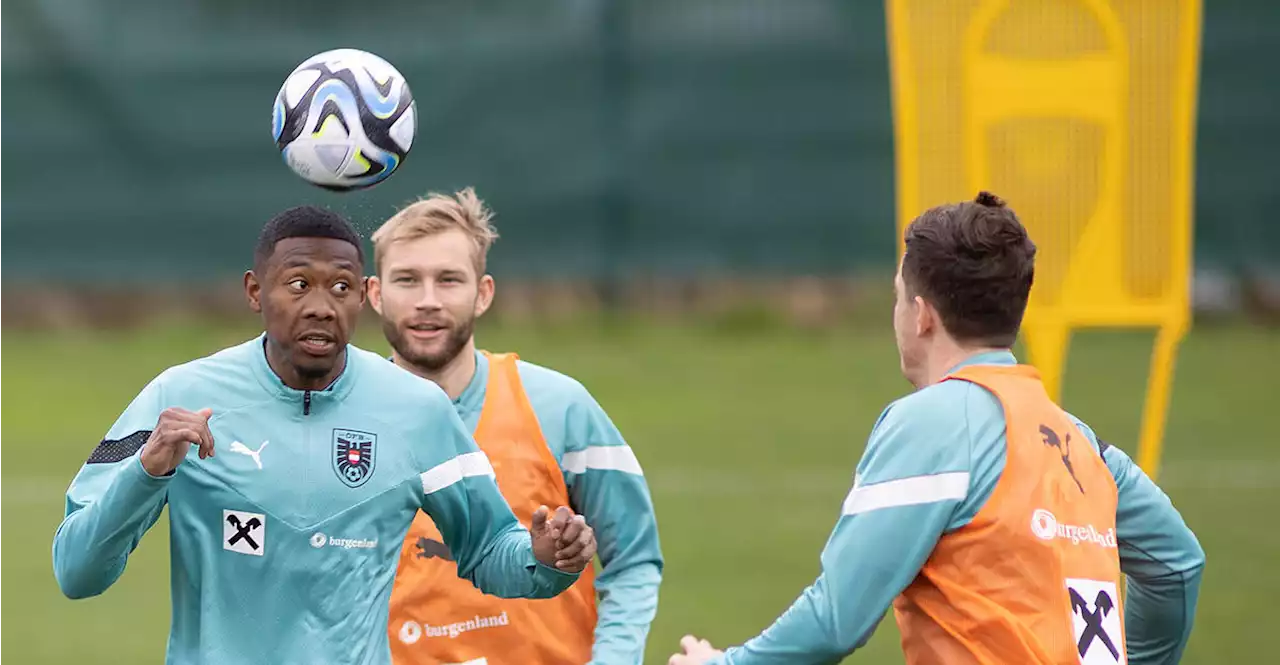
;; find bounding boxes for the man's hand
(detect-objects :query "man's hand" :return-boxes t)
[139,407,215,477]
[669,635,723,665]
[530,505,596,572]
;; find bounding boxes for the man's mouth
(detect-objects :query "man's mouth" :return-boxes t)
[405,322,447,341]
[298,332,337,355]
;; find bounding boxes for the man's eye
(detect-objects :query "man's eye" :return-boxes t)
[333,282,350,294]
[288,279,307,291]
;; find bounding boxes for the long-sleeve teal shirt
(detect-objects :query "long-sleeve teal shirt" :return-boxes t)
[445,350,664,665]
[52,335,578,665]
[712,350,1205,665]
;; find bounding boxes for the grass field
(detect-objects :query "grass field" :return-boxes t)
[3,316,1278,663]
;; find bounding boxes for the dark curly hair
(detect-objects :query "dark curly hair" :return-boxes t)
[254,205,364,272]
[901,191,1037,347]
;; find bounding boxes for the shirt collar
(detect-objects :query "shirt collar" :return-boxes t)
[249,332,356,404]
[453,350,489,422]
[382,349,488,417]
[945,349,1018,375]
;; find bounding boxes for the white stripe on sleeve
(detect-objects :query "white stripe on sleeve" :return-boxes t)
[561,445,644,476]
[420,451,496,495]
[840,472,970,516]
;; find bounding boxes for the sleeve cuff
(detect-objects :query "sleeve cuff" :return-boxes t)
[133,453,177,483]
[533,559,582,581]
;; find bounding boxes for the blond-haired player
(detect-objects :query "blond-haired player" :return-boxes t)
[371,188,663,665]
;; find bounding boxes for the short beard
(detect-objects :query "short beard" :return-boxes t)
[385,315,475,373]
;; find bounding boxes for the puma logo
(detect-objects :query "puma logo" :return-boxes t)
[415,537,454,562]
[1039,425,1083,493]
[229,440,269,470]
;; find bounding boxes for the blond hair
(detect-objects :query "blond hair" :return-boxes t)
[371,187,499,275]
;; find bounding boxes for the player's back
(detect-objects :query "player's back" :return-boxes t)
[112,338,461,664]
[890,358,1122,664]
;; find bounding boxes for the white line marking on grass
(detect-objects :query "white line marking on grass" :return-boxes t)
[1155,459,1280,492]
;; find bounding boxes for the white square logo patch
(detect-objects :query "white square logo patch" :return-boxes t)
[1066,578,1125,664]
[223,510,266,556]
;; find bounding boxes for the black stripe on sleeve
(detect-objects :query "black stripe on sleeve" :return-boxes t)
[86,430,152,464]
[1097,437,1112,458]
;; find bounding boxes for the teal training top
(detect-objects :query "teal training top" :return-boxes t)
[712,351,1206,665]
[52,335,578,665]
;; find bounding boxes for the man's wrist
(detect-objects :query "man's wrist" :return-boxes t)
[137,451,176,479]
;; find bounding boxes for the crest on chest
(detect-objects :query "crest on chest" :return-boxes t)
[333,428,377,488]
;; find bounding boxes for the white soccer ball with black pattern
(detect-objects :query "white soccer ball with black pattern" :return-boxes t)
[272,48,416,191]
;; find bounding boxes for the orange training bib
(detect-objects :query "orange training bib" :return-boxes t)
[389,352,597,665]
[894,364,1125,665]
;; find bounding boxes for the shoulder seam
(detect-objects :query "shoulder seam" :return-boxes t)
[515,359,589,391]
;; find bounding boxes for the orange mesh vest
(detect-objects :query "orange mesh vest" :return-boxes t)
[389,352,597,665]
[893,364,1125,665]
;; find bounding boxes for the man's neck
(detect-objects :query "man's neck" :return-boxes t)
[394,340,478,401]
[265,338,344,391]
[918,342,1007,388]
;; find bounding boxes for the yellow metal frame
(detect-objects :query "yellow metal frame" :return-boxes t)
[886,0,1203,478]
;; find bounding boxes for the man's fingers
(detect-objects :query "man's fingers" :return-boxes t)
[167,428,207,456]
[166,411,215,459]
[548,506,572,535]
[556,526,596,570]
[531,505,550,533]
[579,532,597,564]
[544,506,572,542]
[680,635,703,653]
[556,519,592,558]
[197,419,216,459]
[555,531,588,561]
[557,515,584,547]
[162,409,211,431]
[560,524,593,560]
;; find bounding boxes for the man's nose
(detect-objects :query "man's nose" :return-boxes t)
[302,290,337,320]
[414,284,443,310]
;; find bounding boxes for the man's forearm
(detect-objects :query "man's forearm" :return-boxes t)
[591,561,662,664]
[1124,566,1204,665]
[53,456,170,599]
[710,500,952,665]
[465,521,579,599]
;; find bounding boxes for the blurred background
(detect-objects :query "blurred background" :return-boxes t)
[3,0,1278,663]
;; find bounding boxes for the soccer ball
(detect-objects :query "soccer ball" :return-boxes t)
[272,48,416,191]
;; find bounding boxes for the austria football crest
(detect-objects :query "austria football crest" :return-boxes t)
[333,429,377,488]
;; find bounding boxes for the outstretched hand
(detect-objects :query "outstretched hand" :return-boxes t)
[530,505,596,572]
[669,635,723,665]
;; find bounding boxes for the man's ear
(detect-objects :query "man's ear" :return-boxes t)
[475,274,495,318]
[913,294,937,338]
[367,275,383,315]
[245,270,262,313]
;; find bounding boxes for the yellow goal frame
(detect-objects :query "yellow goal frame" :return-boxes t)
[886,0,1203,478]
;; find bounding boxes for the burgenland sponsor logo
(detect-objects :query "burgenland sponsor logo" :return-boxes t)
[1030,509,1117,548]
[309,532,378,549]
[398,612,511,644]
